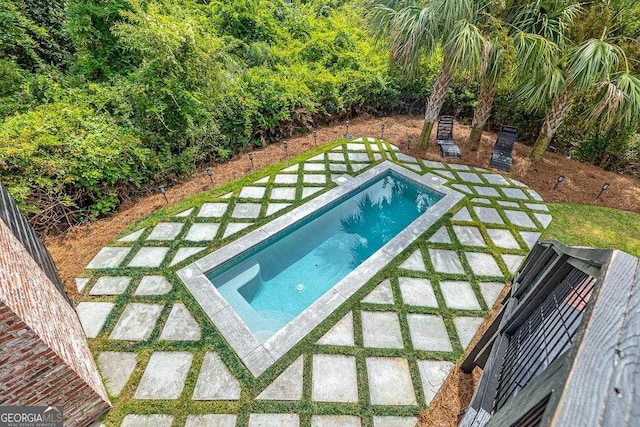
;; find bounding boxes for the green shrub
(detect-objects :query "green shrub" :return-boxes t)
[0,102,154,231]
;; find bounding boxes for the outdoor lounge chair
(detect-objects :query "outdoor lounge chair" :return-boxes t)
[490,126,517,172]
[436,115,461,158]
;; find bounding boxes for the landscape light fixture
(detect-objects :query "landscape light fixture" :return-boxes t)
[407,135,412,149]
[380,123,385,139]
[553,174,564,190]
[343,120,354,139]
[283,140,288,157]
[159,185,168,204]
[206,167,213,184]
[597,182,610,199]
[312,130,318,145]
[248,152,254,169]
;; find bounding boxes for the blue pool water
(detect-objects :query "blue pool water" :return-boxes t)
[207,172,442,341]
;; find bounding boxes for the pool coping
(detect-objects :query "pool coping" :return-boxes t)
[177,161,464,376]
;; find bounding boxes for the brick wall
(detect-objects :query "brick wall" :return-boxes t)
[0,219,110,426]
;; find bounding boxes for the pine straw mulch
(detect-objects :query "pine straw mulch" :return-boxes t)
[42,113,640,426]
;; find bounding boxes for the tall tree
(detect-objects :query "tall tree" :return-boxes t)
[522,0,640,160]
[367,0,487,148]
[468,0,580,150]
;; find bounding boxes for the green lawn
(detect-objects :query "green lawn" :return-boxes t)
[542,203,640,257]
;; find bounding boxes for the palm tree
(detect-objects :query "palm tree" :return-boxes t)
[468,0,580,150]
[367,0,487,148]
[524,36,640,160]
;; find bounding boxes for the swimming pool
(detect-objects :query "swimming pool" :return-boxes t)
[178,161,464,376]
[208,172,443,342]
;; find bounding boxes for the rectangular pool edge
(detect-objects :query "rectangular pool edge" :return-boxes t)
[178,161,464,377]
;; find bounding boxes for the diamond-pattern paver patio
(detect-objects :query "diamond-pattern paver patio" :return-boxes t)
[170,247,205,266]
[185,223,219,241]
[160,303,201,341]
[440,281,481,310]
[89,276,131,295]
[453,226,486,247]
[454,317,485,349]
[373,417,419,427]
[505,210,536,228]
[316,312,354,346]
[257,356,304,400]
[121,415,174,427]
[192,352,241,400]
[362,311,404,349]
[75,138,552,425]
[232,203,262,219]
[128,247,169,268]
[97,352,137,396]
[362,279,394,304]
[398,277,438,307]
[407,314,453,352]
[76,302,113,338]
[520,231,542,248]
[479,282,505,307]
[147,222,183,240]
[135,351,193,399]
[473,206,504,224]
[311,415,361,427]
[428,227,451,243]
[399,250,426,271]
[86,247,131,269]
[135,275,172,295]
[185,415,237,427]
[465,252,503,276]
[248,414,299,427]
[429,249,465,274]
[502,254,525,274]
[417,360,455,404]
[271,187,297,200]
[501,188,529,200]
[240,186,267,199]
[198,203,228,217]
[452,207,472,221]
[366,357,417,405]
[486,228,521,249]
[312,354,358,402]
[473,186,501,197]
[110,303,163,341]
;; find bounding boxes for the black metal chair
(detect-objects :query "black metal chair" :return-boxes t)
[490,126,518,172]
[436,115,460,158]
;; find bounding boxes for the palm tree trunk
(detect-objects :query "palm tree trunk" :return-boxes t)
[418,61,454,148]
[469,77,495,151]
[530,91,573,160]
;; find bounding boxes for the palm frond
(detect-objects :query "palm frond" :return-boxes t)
[443,20,486,74]
[585,72,640,129]
[507,0,581,47]
[566,38,627,90]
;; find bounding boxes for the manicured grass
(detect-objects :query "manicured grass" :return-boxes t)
[542,203,640,257]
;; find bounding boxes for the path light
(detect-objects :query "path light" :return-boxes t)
[159,185,168,204]
[343,120,354,139]
[283,140,288,157]
[553,174,564,190]
[380,123,385,139]
[206,167,213,184]
[407,135,412,149]
[597,182,610,199]
[312,130,318,145]
[248,152,254,169]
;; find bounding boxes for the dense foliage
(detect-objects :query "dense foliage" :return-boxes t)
[0,0,638,231]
